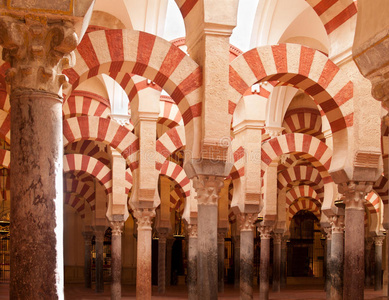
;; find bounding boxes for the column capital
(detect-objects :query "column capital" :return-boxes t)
[281,237,288,250]
[373,236,385,246]
[193,175,224,205]
[273,233,282,245]
[258,225,273,240]
[323,226,332,241]
[157,227,170,241]
[339,181,373,210]
[238,213,256,232]
[82,231,93,245]
[94,229,105,243]
[365,238,374,250]
[134,208,156,230]
[187,223,198,238]
[217,228,228,243]
[330,215,345,234]
[110,221,124,236]
[0,15,78,95]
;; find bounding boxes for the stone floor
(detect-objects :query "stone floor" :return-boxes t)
[0,283,387,299]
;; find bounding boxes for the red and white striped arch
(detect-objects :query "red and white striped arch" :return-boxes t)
[63,90,111,119]
[0,109,10,144]
[365,192,381,233]
[63,154,112,194]
[63,29,202,128]
[125,168,133,195]
[286,185,321,208]
[64,193,86,219]
[64,178,95,210]
[374,176,388,205]
[261,133,332,181]
[160,160,190,198]
[288,197,321,223]
[282,108,324,140]
[65,140,111,166]
[306,0,357,35]
[159,96,183,129]
[63,116,139,170]
[0,149,10,169]
[365,191,380,214]
[170,187,185,213]
[156,125,186,170]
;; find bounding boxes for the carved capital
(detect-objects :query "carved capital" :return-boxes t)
[187,223,198,238]
[258,225,273,239]
[339,181,373,210]
[0,15,78,95]
[193,175,224,205]
[281,237,288,250]
[217,228,228,243]
[330,215,345,234]
[273,233,282,245]
[157,227,170,241]
[323,226,332,240]
[110,221,124,236]
[94,230,105,243]
[238,213,256,232]
[82,231,93,245]
[134,208,156,230]
[365,238,374,250]
[374,236,385,246]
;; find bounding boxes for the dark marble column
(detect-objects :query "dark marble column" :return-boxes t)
[218,228,227,292]
[166,238,174,287]
[374,236,385,291]
[157,228,169,294]
[82,231,93,289]
[329,215,344,300]
[110,221,124,300]
[187,224,198,300]
[134,208,155,300]
[365,239,374,287]
[193,176,224,300]
[324,226,332,299]
[280,237,287,289]
[239,214,255,300]
[94,228,105,293]
[342,182,371,300]
[233,235,241,288]
[272,233,282,292]
[259,226,273,300]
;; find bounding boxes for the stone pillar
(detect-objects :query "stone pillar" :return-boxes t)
[342,182,372,300]
[82,231,93,289]
[166,238,174,287]
[374,236,385,291]
[272,233,282,292]
[157,228,169,294]
[233,235,241,288]
[365,239,374,287]
[110,221,124,300]
[95,228,105,293]
[134,208,155,300]
[280,237,287,289]
[187,224,198,300]
[259,226,273,300]
[218,228,227,292]
[329,215,345,300]
[193,175,224,300]
[0,15,80,300]
[324,226,332,298]
[239,213,255,300]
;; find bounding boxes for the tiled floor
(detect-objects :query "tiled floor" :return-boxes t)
[0,283,387,299]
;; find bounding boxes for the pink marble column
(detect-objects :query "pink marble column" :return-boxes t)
[157,228,169,294]
[239,213,255,300]
[110,221,124,300]
[280,237,287,289]
[272,233,282,292]
[187,224,198,300]
[329,215,344,300]
[218,228,227,292]
[374,236,385,291]
[134,208,155,300]
[259,226,273,300]
[365,239,374,287]
[82,231,93,289]
[233,235,241,288]
[342,182,372,300]
[323,226,332,299]
[94,228,106,293]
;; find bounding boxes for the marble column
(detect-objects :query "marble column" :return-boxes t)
[259,226,273,300]
[0,15,80,299]
[187,224,198,300]
[166,238,174,287]
[110,221,124,300]
[365,239,374,287]
[134,208,155,300]
[95,228,105,293]
[329,215,345,300]
[218,228,227,292]
[82,231,93,289]
[324,226,332,299]
[233,235,241,288]
[272,233,282,292]
[374,236,385,291]
[280,237,287,289]
[342,182,371,300]
[157,228,169,294]
[239,214,255,300]
[193,175,224,300]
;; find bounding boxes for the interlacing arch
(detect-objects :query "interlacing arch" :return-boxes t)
[159,160,190,198]
[155,125,186,170]
[261,133,332,182]
[62,29,202,154]
[125,168,133,195]
[64,193,87,219]
[230,43,352,168]
[286,185,321,208]
[63,154,112,194]
[282,108,324,140]
[63,116,139,170]
[64,178,95,209]
[288,198,321,223]
[365,191,381,233]
[63,90,111,119]
[158,96,183,129]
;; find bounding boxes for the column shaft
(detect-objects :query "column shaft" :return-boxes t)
[187,224,198,300]
[95,232,105,293]
[326,233,332,299]
[83,232,93,289]
[111,222,123,300]
[365,240,373,287]
[240,230,254,300]
[218,228,226,292]
[280,239,287,289]
[272,234,282,292]
[158,238,167,294]
[330,215,344,300]
[260,237,271,300]
[233,235,241,288]
[374,237,384,291]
